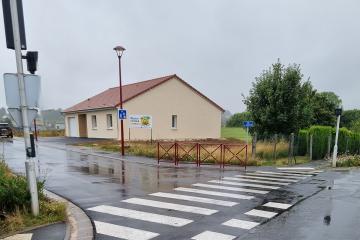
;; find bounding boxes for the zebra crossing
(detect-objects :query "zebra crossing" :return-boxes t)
[87,169,321,240]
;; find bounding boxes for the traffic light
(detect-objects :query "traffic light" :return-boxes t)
[25,51,38,74]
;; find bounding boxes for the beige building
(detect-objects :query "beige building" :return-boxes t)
[63,74,224,140]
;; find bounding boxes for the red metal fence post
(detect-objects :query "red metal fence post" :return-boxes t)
[175,143,178,166]
[157,142,160,164]
[245,144,248,171]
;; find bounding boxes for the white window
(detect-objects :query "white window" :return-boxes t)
[171,115,177,129]
[91,115,97,129]
[106,114,113,129]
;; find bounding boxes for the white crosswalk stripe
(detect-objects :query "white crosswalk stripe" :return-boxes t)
[222,219,260,230]
[88,205,193,227]
[94,221,159,240]
[175,187,254,200]
[262,202,292,209]
[251,172,307,179]
[209,180,280,190]
[244,172,303,180]
[245,209,278,218]
[234,175,298,183]
[277,167,315,171]
[256,171,311,178]
[193,183,269,194]
[280,170,318,175]
[150,192,238,206]
[122,198,218,215]
[191,231,236,240]
[223,177,289,186]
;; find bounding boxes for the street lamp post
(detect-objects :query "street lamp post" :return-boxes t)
[114,46,126,156]
[332,107,342,168]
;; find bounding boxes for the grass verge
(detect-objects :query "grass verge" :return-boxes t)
[0,160,67,237]
[221,127,249,141]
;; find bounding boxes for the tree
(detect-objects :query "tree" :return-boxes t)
[244,60,315,137]
[312,92,342,126]
[226,112,252,127]
[341,109,360,129]
[351,119,360,133]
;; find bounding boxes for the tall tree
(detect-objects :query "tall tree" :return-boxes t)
[312,92,342,126]
[226,112,252,127]
[341,109,360,129]
[244,60,315,137]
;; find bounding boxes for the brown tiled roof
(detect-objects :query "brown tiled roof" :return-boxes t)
[63,74,224,113]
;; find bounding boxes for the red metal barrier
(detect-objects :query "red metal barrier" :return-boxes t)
[175,142,199,166]
[157,142,176,165]
[198,143,223,167]
[157,142,248,169]
[223,144,248,170]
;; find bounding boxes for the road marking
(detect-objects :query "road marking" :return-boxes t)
[175,187,254,200]
[223,177,289,186]
[263,202,292,209]
[88,205,192,227]
[280,171,317,175]
[210,180,280,190]
[235,175,298,183]
[191,231,236,240]
[252,172,307,179]
[122,198,217,215]
[222,219,260,230]
[4,234,33,240]
[245,209,278,218]
[277,167,315,170]
[244,172,303,180]
[150,192,238,206]
[256,171,311,178]
[94,221,159,240]
[193,183,269,194]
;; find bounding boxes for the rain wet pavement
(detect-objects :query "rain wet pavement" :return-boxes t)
[3,138,356,240]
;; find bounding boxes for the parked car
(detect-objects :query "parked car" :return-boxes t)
[0,123,13,138]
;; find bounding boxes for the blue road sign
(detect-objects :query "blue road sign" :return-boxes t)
[118,109,127,119]
[243,121,254,128]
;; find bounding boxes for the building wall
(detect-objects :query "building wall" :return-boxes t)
[85,109,118,139]
[122,77,222,140]
[65,77,222,140]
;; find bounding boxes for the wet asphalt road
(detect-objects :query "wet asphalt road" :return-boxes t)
[3,138,360,240]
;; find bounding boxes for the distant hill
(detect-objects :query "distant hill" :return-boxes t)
[221,110,232,127]
[39,109,64,129]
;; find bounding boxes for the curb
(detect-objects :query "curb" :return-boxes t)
[44,190,94,240]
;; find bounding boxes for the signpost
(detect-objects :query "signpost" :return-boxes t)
[2,0,39,216]
[243,121,254,146]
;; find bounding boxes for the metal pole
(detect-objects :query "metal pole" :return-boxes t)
[9,0,39,215]
[332,115,341,167]
[246,127,249,146]
[117,56,125,156]
[33,119,38,141]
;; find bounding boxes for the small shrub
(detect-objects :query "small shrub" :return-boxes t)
[336,155,360,167]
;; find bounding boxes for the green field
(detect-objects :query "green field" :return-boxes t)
[221,127,250,141]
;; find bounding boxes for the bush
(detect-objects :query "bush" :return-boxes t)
[336,155,360,167]
[0,161,45,213]
[309,126,332,160]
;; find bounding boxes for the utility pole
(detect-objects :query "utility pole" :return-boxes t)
[332,108,342,168]
[9,0,39,215]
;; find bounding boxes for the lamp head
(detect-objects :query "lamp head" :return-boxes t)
[113,46,126,57]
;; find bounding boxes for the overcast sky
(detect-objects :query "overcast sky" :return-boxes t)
[0,0,359,113]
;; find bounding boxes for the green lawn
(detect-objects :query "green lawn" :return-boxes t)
[221,127,250,141]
